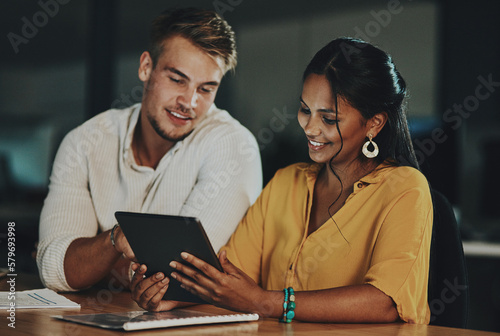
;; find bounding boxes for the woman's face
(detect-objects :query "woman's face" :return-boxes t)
[298,74,372,165]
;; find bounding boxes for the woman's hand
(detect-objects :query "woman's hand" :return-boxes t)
[170,250,272,315]
[130,263,181,312]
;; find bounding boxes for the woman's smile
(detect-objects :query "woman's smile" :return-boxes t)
[307,138,331,151]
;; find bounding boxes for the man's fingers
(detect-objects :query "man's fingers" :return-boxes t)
[132,271,165,299]
[126,250,137,262]
[157,300,181,312]
[139,275,170,311]
[115,228,136,261]
[144,280,170,311]
[121,247,136,261]
[130,264,147,292]
[131,271,170,307]
[128,263,178,311]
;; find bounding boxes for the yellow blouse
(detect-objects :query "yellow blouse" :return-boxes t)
[221,161,433,324]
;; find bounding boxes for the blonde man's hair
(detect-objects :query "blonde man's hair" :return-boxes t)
[149,8,237,73]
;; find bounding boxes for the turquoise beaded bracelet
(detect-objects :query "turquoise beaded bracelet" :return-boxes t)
[279,287,296,323]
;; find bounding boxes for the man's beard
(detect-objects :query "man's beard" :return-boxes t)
[147,113,193,143]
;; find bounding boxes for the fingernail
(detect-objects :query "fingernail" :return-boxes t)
[155,272,164,280]
[180,284,185,289]
[181,252,188,259]
[171,272,177,279]
[140,265,146,272]
[162,277,169,284]
[169,261,176,268]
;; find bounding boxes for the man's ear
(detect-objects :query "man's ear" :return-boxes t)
[367,112,388,138]
[138,51,153,82]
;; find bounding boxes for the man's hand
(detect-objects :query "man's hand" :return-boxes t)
[112,226,136,261]
[130,263,181,312]
[64,225,138,290]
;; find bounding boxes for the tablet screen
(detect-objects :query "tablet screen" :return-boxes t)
[114,211,222,304]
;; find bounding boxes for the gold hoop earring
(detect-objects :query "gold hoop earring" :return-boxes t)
[362,134,379,158]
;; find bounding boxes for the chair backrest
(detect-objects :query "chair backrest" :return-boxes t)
[428,189,469,328]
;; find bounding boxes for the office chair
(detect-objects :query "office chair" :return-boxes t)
[428,189,469,328]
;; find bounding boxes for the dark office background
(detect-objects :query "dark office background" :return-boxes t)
[0,0,499,332]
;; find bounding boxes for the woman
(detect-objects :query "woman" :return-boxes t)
[130,37,433,324]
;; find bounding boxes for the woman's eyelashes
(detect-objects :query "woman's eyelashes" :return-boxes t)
[300,102,339,125]
[300,108,338,124]
[299,107,311,114]
[323,117,338,125]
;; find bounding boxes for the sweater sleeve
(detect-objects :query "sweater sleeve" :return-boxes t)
[179,127,262,253]
[36,129,99,292]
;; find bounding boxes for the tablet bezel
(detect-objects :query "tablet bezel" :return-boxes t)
[114,211,222,304]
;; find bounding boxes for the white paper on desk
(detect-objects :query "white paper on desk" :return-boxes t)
[0,288,80,309]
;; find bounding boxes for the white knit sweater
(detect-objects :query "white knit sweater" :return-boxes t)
[37,103,262,291]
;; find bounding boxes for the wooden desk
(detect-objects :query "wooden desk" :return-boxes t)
[2,274,500,336]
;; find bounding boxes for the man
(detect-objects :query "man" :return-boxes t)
[37,8,262,292]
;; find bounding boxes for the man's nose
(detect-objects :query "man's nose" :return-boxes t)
[179,87,198,109]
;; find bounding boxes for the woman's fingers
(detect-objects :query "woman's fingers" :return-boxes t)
[169,255,221,300]
[218,250,239,275]
[180,252,222,278]
[169,252,237,303]
[169,261,209,295]
[168,252,265,312]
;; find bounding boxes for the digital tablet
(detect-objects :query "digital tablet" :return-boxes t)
[114,211,222,304]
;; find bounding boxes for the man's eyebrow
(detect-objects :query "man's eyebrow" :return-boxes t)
[203,81,220,87]
[300,97,337,113]
[167,67,219,86]
[167,67,189,80]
